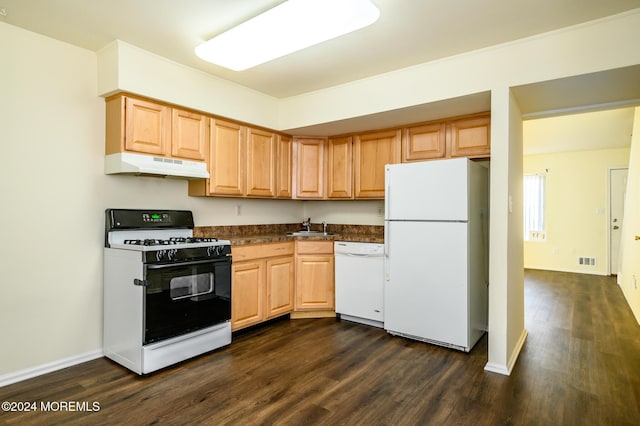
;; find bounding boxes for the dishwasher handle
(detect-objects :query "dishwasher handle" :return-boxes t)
[335,252,384,258]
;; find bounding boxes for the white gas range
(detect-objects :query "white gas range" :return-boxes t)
[103,209,232,374]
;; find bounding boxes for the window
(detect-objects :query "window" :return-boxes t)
[523,173,546,241]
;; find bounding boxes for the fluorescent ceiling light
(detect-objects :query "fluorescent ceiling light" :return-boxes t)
[195,0,380,71]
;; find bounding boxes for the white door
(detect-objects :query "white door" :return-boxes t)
[385,159,469,221]
[609,168,628,275]
[384,221,469,347]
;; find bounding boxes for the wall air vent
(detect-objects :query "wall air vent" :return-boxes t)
[578,257,597,266]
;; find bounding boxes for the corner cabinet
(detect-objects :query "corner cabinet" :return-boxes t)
[403,113,491,161]
[294,241,335,313]
[106,94,207,161]
[293,137,326,199]
[231,242,295,331]
[354,129,401,199]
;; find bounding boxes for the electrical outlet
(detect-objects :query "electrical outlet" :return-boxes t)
[377,207,384,217]
[236,204,241,216]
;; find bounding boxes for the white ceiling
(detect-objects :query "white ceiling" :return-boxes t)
[2,0,639,152]
[1,0,639,99]
[523,107,636,155]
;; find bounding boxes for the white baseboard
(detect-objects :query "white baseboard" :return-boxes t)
[524,265,609,276]
[484,328,528,376]
[484,361,510,375]
[0,350,104,388]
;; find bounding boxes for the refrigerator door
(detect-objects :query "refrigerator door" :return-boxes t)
[385,158,469,221]
[384,220,468,349]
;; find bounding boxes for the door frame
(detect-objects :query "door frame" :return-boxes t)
[607,166,628,276]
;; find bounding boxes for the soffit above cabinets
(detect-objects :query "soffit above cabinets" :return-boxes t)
[2,0,640,98]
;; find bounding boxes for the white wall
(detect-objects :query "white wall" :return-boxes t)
[523,148,631,274]
[619,108,640,324]
[484,87,526,374]
[0,22,303,381]
[303,200,385,226]
[278,10,640,131]
[97,40,280,130]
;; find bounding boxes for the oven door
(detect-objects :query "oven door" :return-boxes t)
[143,258,231,345]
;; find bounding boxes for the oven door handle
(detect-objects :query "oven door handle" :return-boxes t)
[145,258,229,270]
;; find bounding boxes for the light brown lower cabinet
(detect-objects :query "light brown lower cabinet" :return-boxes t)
[294,240,335,312]
[231,242,294,331]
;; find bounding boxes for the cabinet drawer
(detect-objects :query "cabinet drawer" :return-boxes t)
[295,240,334,255]
[232,242,294,262]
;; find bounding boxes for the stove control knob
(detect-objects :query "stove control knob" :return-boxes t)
[167,249,176,260]
[156,250,165,262]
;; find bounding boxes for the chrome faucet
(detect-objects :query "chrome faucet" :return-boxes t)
[322,221,328,235]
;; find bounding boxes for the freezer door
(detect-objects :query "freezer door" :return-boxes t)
[384,221,468,348]
[385,158,469,221]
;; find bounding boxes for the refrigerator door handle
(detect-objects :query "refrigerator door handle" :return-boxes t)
[384,223,390,281]
[385,170,391,219]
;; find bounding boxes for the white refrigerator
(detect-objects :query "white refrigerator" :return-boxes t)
[383,158,489,352]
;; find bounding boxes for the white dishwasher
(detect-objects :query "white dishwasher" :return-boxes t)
[334,241,384,328]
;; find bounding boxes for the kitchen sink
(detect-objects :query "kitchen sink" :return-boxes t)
[285,230,334,236]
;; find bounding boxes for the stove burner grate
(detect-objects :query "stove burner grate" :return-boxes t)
[123,237,219,246]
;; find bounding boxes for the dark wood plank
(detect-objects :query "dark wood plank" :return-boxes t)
[1,269,639,425]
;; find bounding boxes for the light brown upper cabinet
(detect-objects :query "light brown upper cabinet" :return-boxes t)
[448,114,491,158]
[207,119,245,196]
[354,129,401,199]
[189,119,289,198]
[171,108,208,161]
[402,122,446,162]
[246,128,276,197]
[276,134,293,198]
[403,113,491,161]
[106,94,207,161]
[293,137,326,199]
[327,136,354,199]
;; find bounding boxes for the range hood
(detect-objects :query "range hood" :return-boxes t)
[104,152,209,179]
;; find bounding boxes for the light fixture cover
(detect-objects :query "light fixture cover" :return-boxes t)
[195,0,380,71]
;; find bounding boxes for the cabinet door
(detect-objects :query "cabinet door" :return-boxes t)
[231,261,264,331]
[354,129,401,199]
[266,256,294,318]
[209,119,244,196]
[448,114,491,158]
[327,136,353,199]
[125,97,170,155]
[246,128,276,197]
[295,255,335,310]
[171,108,208,161]
[276,134,293,198]
[294,137,326,199]
[403,122,446,162]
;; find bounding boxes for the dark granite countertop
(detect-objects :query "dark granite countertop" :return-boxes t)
[194,224,383,246]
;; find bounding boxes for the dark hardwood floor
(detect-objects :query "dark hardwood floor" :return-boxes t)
[1,270,639,425]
